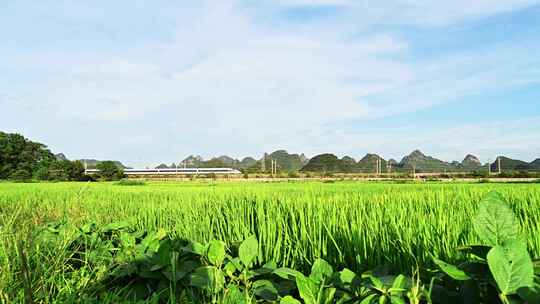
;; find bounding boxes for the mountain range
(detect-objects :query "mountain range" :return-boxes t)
[283,150,539,173]
[149,149,539,173]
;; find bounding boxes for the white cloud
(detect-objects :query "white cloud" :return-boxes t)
[265,0,539,26]
[1,0,539,165]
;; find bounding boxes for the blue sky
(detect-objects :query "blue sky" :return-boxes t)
[1,1,539,167]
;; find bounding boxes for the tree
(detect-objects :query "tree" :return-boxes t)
[9,168,32,181]
[69,160,86,181]
[96,161,124,181]
[33,159,86,181]
[0,132,55,179]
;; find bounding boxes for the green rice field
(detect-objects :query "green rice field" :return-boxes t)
[1,181,539,302]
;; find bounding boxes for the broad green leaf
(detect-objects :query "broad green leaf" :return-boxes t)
[389,275,409,299]
[295,274,318,304]
[183,241,207,255]
[101,221,130,232]
[360,294,377,304]
[252,279,279,301]
[473,191,519,246]
[310,258,333,283]
[163,260,197,282]
[335,268,358,289]
[207,240,226,266]
[322,287,336,304]
[155,240,172,266]
[391,274,408,290]
[231,257,244,271]
[487,239,534,295]
[223,284,248,304]
[362,272,384,289]
[273,267,302,280]
[253,261,278,276]
[146,238,161,253]
[239,235,258,267]
[224,261,237,277]
[281,296,301,304]
[390,295,406,304]
[433,258,471,281]
[190,266,225,293]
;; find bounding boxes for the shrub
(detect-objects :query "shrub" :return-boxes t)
[115,179,146,186]
[9,168,32,182]
[287,171,299,178]
[96,161,124,181]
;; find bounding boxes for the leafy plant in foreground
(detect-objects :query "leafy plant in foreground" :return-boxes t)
[36,221,430,303]
[433,191,539,303]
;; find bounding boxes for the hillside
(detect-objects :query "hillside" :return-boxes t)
[399,150,451,172]
[357,154,387,173]
[490,156,532,172]
[531,159,540,170]
[266,150,307,172]
[239,157,257,169]
[459,154,483,171]
[212,155,239,167]
[300,154,343,173]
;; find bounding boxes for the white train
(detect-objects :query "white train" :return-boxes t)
[85,167,241,175]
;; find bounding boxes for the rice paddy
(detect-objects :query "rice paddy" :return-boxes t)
[1,181,539,302]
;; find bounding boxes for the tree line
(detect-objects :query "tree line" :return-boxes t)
[0,132,123,181]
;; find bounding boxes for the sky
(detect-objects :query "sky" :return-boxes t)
[1,0,540,167]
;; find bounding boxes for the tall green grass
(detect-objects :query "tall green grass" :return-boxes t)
[2,182,539,272]
[1,181,540,301]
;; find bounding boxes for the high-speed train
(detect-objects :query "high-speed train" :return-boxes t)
[85,167,241,175]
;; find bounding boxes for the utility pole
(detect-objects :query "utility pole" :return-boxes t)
[262,153,267,172]
[498,157,501,174]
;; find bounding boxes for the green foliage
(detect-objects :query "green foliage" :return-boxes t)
[473,191,519,246]
[487,239,534,296]
[239,235,258,267]
[96,161,124,181]
[268,150,306,172]
[115,179,146,186]
[301,154,343,173]
[0,131,55,179]
[434,191,538,303]
[9,168,32,181]
[433,259,470,281]
[20,223,431,303]
[2,183,540,303]
[207,240,226,266]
